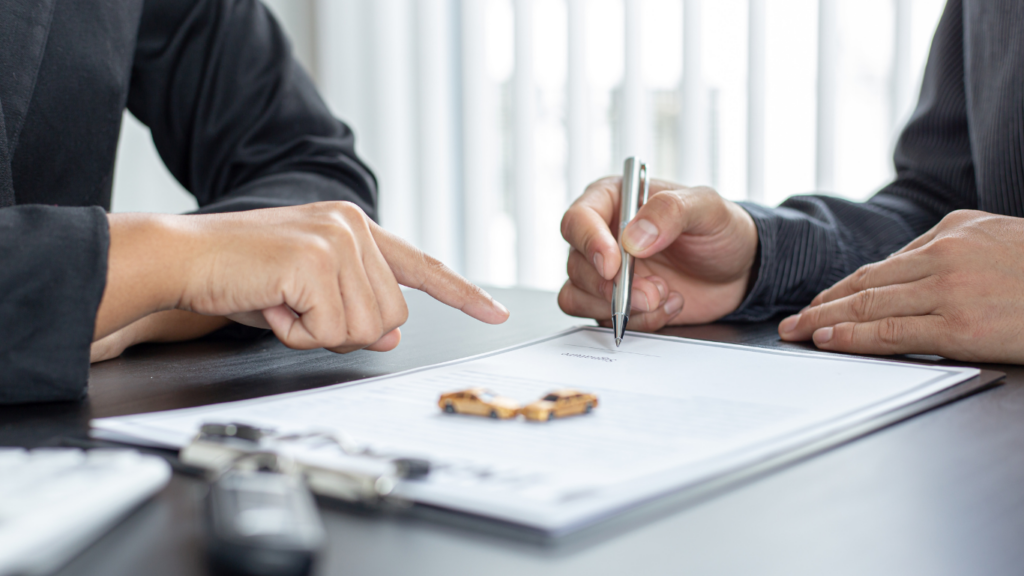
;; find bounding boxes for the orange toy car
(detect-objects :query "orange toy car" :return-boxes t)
[519,389,599,421]
[438,387,521,419]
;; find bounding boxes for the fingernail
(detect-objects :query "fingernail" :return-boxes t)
[779,314,800,334]
[593,252,605,278]
[631,289,651,312]
[664,292,684,316]
[623,219,659,251]
[492,299,509,316]
[814,327,833,344]
[649,276,666,300]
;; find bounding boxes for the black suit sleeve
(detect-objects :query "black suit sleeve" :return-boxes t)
[0,206,108,404]
[127,0,377,218]
[724,0,975,321]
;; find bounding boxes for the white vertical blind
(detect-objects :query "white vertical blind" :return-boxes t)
[416,0,460,270]
[513,0,539,287]
[815,0,838,192]
[891,0,915,133]
[459,0,496,282]
[368,0,418,245]
[621,0,647,162]
[315,0,368,168]
[679,0,709,186]
[566,0,589,207]
[746,0,766,203]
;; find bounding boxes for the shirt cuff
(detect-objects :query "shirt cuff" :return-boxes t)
[721,201,845,322]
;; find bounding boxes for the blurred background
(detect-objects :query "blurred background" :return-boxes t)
[111,0,946,291]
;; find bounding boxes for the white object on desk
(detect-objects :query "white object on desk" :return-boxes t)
[0,448,171,576]
[92,326,978,534]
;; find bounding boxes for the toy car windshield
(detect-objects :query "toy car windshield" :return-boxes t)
[478,391,497,401]
[542,393,560,401]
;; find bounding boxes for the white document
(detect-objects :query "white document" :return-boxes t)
[92,327,978,533]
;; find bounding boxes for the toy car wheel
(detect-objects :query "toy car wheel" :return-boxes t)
[585,403,593,413]
[445,402,455,413]
[489,409,498,419]
[547,411,555,421]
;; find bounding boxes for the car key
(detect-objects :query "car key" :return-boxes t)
[206,468,325,576]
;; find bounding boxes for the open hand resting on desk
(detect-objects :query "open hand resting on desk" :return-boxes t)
[778,210,1024,363]
[558,177,758,331]
[94,201,509,358]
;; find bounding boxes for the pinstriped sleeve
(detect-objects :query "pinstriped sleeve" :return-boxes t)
[723,0,976,322]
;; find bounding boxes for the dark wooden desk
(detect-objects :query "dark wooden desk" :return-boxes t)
[4,287,1024,576]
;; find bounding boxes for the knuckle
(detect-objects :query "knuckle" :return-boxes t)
[321,217,357,247]
[381,297,409,330]
[877,317,904,347]
[335,200,367,221]
[801,304,823,328]
[560,209,581,242]
[559,210,574,241]
[850,289,878,321]
[566,249,582,279]
[300,238,336,272]
[557,283,577,313]
[651,191,684,222]
[923,235,958,258]
[350,322,382,346]
[803,298,828,321]
[322,326,349,349]
[942,209,980,226]
[849,264,873,291]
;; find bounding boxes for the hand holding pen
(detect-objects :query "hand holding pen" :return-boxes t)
[557,166,759,335]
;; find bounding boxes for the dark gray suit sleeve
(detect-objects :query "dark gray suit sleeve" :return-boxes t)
[0,206,108,404]
[127,0,377,218]
[724,0,975,322]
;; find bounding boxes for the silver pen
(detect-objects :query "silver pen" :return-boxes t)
[612,157,649,347]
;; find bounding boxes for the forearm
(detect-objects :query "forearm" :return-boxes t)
[725,196,921,322]
[141,310,231,342]
[94,213,188,340]
[90,310,232,363]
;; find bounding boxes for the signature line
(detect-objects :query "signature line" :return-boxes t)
[566,344,660,358]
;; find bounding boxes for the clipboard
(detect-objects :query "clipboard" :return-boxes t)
[92,327,998,539]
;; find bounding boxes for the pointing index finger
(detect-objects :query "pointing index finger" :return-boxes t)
[371,223,510,325]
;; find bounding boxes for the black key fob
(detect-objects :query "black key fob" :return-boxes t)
[206,469,325,576]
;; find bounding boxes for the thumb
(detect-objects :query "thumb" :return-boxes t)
[370,223,510,325]
[620,186,730,258]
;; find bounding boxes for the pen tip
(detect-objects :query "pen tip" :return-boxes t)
[615,338,622,347]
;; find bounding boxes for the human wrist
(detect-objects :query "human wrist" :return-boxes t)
[96,213,192,339]
[719,202,774,322]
